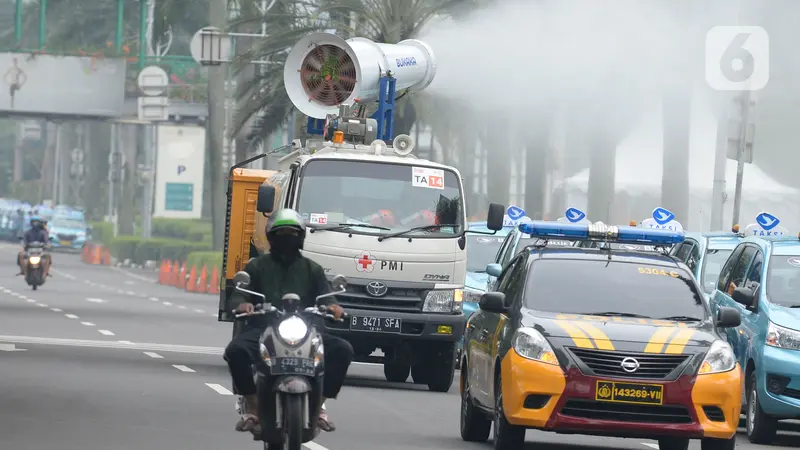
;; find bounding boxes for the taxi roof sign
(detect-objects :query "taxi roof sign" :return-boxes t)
[641,207,683,232]
[556,207,589,224]
[745,212,789,237]
[518,221,684,245]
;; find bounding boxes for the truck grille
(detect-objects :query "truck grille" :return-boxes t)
[336,285,423,313]
[569,348,688,380]
[561,400,692,424]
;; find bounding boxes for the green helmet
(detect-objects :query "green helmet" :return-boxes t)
[266,209,306,236]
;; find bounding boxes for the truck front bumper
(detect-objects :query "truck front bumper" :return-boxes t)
[324,307,465,345]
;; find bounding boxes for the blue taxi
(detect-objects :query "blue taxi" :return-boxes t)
[672,228,742,298]
[708,213,800,444]
[465,221,514,315]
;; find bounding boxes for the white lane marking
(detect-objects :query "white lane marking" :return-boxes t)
[205,383,233,395]
[109,265,159,283]
[0,334,223,354]
[149,297,159,302]
[98,330,115,336]
[26,299,35,303]
[178,305,187,310]
[194,309,205,313]
[126,291,136,295]
[640,444,659,449]
[50,308,62,312]
[37,303,48,308]
[86,298,107,303]
[116,290,126,294]
[304,442,330,450]
[143,351,163,359]
[80,322,95,327]
[0,335,224,355]
[0,343,27,352]
[162,302,172,306]
[173,365,196,373]
[64,314,79,319]
[125,281,135,285]
[118,340,135,345]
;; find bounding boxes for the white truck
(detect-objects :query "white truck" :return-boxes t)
[252,125,503,392]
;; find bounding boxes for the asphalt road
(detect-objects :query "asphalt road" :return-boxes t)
[1,245,800,450]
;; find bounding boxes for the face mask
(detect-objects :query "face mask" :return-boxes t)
[269,235,303,257]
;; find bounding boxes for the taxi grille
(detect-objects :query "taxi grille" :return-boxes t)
[569,348,688,380]
[57,233,77,241]
[561,400,692,424]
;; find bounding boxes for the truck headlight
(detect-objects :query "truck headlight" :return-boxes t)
[277,316,308,345]
[512,328,558,365]
[423,290,462,313]
[766,322,800,351]
[698,340,736,375]
[462,288,483,304]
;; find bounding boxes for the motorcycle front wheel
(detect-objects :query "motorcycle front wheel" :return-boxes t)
[284,394,304,450]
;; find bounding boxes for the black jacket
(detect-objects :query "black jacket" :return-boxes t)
[232,252,337,316]
[23,228,48,248]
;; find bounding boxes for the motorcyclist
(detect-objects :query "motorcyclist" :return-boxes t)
[18,216,51,276]
[223,209,353,435]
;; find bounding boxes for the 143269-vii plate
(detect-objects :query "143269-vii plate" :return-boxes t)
[595,380,663,405]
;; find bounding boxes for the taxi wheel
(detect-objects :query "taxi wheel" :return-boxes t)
[700,437,736,450]
[656,438,689,450]
[746,375,777,444]
[493,376,525,449]
[383,361,410,383]
[460,363,491,442]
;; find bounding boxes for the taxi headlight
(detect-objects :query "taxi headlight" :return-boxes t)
[423,290,462,313]
[28,256,41,264]
[698,340,736,375]
[462,288,483,304]
[277,316,308,345]
[512,328,559,365]
[766,321,800,350]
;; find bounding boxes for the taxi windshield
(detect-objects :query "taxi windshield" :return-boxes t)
[767,255,800,307]
[524,259,705,320]
[701,249,732,294]
[296,160,463,237]
[466,235,505,272]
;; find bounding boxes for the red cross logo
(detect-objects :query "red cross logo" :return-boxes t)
[354,251,375,273]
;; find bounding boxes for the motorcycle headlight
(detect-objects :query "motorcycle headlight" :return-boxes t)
[277,316,309,345]
[512,328,559,365]
[462,288,483,304]
[423,289,462,313]
[766,321,800,351]
[698,340,736,375]
[28,256,41,264]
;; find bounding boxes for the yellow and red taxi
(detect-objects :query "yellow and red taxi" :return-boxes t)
[460,221,743,450]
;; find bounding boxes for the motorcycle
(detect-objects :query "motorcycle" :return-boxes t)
[25,242,47,290]
[232,271,348,450]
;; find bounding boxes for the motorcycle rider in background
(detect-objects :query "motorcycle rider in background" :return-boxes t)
[224,209,353,435]
[18,216,52,277]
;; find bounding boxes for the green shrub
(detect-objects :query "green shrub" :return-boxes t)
[152,218,211,241]
[89,221,115,247]
[186,251,222,271]
[109,236,213,264]
[109,236,141,262]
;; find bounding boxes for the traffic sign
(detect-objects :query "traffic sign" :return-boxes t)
[190,26,232,66]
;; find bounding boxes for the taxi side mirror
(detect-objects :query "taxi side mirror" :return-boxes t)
[479,292,506,313]
[731,287,754,308]
[257,185,275,213]
[486,263,502,278]
[486,203,505,231]
[716,307,741,328]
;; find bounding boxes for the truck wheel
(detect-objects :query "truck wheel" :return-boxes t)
[383,361,410,382]
[426,342,456,392]
[411,364,428,384]
[746,374,777,444]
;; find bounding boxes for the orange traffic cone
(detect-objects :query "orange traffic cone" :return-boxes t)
[81,245,89,263]
[170,260,180,286]
[197,265,208,293]
[158,260,171,284]
[185,265,197,292]
[102,249,111,265]
[209,266,220,295]
[92,246,103,264]
[177,261,187,289]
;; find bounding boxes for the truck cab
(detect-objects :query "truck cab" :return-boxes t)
[236,137,503,392]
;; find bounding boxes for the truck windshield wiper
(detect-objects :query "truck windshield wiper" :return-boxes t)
[658,316,702,322]
[581,312,652,319]
[377,224,460,242]
[308,222,390,233]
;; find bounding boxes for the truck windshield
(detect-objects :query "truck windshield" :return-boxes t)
[297,160,463,237]
[767,255,800,307]
[524,259,705,320]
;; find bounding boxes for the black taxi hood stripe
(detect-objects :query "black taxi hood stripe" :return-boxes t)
[524,311,715,353]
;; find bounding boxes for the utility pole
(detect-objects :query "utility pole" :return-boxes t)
[729,89,755,228]
[207,0,228,250]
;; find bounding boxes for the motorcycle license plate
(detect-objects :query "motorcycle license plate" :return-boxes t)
[270,357,316,376]
[349,316,401,333]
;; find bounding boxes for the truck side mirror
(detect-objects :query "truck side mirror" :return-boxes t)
[257,185,275,213]
[486,203,505,231]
